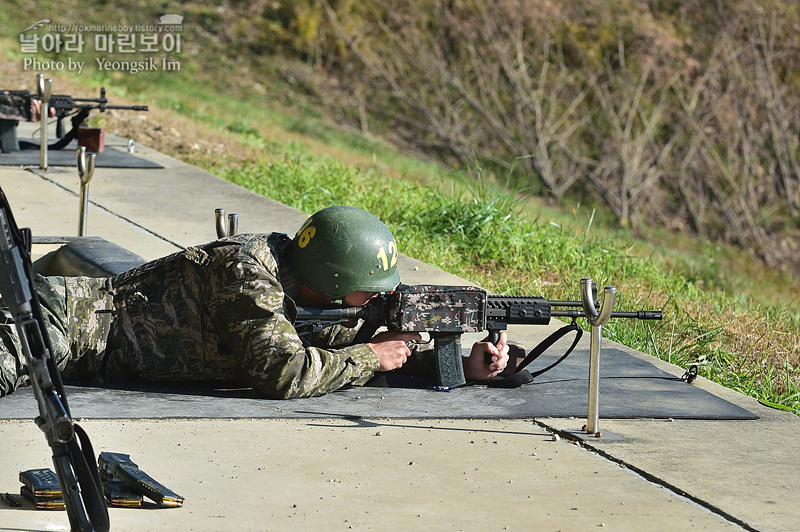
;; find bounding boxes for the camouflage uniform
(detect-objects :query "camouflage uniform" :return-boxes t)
[0,90,33,121]
[0,233,382,399]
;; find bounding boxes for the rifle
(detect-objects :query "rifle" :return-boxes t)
[0,87,148,150]
[0,186,109,531]
[294,284,662,388]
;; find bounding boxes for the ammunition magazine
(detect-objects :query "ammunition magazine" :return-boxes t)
[98,452,184,507]
[19,468,62,498]
[102,481,143,508]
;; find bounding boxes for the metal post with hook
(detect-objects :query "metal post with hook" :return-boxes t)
[580,278,617,437]
[37,74,52,170]
[76,146,96,236]
[215,208,239,238]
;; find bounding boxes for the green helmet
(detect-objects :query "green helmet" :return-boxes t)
[289,206,401,301]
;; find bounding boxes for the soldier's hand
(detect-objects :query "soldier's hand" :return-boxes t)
[464,331,510,380]
[31,99,55,122]
[367,331,421,371]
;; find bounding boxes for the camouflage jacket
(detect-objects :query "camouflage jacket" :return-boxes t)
[103,232,380,398]
[0,90,33,121]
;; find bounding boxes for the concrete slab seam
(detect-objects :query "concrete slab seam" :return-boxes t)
[26,167,186,250]
[535,419,761,532]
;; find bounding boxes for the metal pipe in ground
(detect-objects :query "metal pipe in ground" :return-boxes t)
[76,147,95,236]
[215,209,239,238]
[37,74,52,170]
[580,278,616,436]
[215,208,227,238]
[586,323,603,434]
[227,213,238,237]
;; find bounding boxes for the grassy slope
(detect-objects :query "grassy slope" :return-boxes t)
[1,3,798,413]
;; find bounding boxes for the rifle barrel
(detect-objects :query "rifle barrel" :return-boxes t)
[71,104,149,111]
[551,309,662,320]
[608,310,663,320]
[294,306,365,321]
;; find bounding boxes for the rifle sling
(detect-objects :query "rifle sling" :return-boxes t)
[49,109,90,150]
[519,321,583,378]
[69,424,110,532]
[487,321,583,388]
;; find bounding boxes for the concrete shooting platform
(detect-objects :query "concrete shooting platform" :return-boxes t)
[0,121,798,531]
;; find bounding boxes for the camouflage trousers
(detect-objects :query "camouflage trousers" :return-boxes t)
[0,275,115,397]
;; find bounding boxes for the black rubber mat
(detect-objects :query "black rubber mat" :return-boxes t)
[33,236,146,277]
[0,140,162,168]
[0,346,758,420]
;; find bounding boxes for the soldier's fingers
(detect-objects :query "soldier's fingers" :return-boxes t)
[495,331,509,349]
[484,341,500,357]
[490,344,510,368]
[402,332,422,343]
[499,341,510,357]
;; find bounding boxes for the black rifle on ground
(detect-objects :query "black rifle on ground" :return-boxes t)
[294,284,662,388]
[0,87,148,151]
[0,186,109,531]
